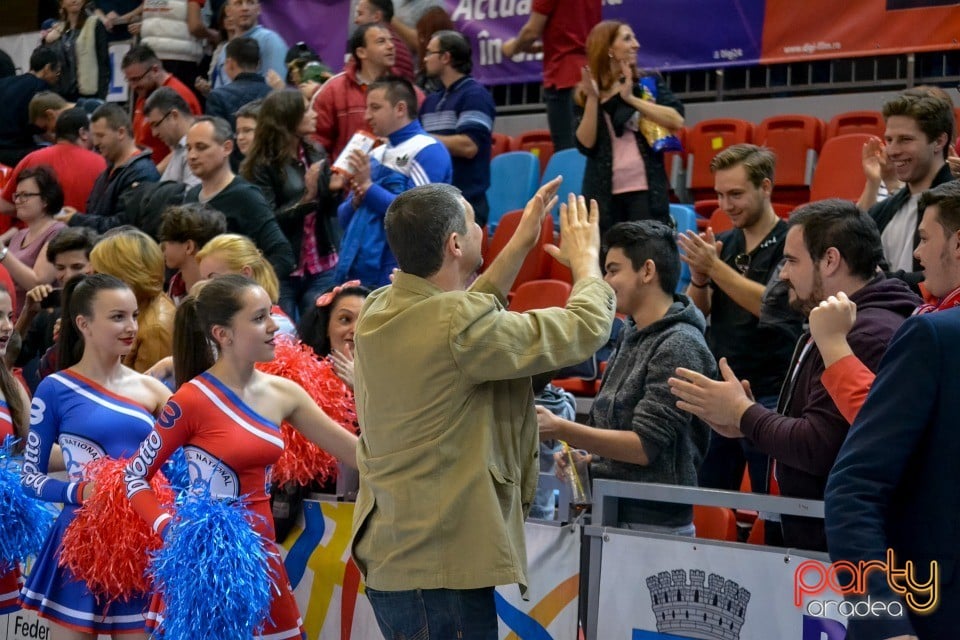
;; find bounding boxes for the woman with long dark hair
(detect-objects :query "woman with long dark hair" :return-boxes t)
[241,90,344,319]
[576,20,684,233]
[19,273,171,639]
[124,274,358,638]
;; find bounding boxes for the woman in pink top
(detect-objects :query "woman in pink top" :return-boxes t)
[575,21,684,234]
[0,166,66,312]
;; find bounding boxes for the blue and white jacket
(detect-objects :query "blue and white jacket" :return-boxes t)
[335,120,452,287]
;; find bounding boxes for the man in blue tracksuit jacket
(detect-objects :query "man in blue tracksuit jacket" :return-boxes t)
[336,77,452,287]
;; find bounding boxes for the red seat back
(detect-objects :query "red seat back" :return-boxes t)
[810,134,872,202]
[491,132,512,159]
[755,115,824,203]
[483,210,552,290]
[826,110,885,139]
[686,119,753,201]
[510,279,572,313]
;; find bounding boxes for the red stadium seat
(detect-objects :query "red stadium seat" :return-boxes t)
[810,133,872,202]
[512,129,555,174]
[491,132,512,158]
[825,110,885,140]
[754,115,824,205]
[693,505,738,542]
[483,210,552,290]
[686,118,753,201]
[510,279,572,313]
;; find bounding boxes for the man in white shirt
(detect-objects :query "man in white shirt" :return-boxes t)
[867,88,954,290]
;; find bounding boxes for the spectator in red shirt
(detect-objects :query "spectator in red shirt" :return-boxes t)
[503,0,601,150]
[121,43,202,165]
[312,23,396,159]
[0,108,106,215]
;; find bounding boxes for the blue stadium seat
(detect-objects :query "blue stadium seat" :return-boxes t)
[540,149,586,224]
[486,151,540,233]
[670,204,697,292]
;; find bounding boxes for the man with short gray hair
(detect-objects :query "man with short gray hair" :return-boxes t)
[352,179,615,639]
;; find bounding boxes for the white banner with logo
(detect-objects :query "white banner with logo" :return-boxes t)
[283,500,581,639]
[596,532,849,640]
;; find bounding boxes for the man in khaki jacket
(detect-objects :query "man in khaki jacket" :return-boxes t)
[352,178,615,639]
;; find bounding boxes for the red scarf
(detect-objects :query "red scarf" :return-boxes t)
[914,283,960,315]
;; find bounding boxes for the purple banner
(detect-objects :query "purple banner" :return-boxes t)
[448,0,767,85]
[605,0,766,71]
[261,0,765,85]
[260,0,353,75]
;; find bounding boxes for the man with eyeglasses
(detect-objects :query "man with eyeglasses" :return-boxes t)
[669,199,919,551]
[676,144,801,505]
[144,87,200,186]
[419,30,496,227]
[121,44,202,165]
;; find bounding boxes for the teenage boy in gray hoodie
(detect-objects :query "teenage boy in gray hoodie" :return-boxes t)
[537,220,716,534]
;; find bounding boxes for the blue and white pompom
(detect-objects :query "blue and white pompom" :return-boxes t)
[0,437,54,572]
[159,447,191,498]
[148,481,275,640]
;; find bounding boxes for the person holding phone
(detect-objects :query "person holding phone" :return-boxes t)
[14,227,97,391]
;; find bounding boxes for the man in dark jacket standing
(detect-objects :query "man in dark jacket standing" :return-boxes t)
[0,47,62,166]
[868,89,954,289]
[205,37,272,130]
[670,199,920,551]
[538,220,716,533]
[64,103,160,232]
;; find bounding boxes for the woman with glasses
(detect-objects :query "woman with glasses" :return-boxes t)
[0,166,66,312]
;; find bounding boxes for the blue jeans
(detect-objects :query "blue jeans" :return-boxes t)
[366,587,498,640]
[543,86,575,151]
[278,269,337,322]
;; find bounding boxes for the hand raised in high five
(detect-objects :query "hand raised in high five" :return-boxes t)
[544,193,602,281]
[512,176,562,251]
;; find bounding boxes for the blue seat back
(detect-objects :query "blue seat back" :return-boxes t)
[486,151,540,232]
[540,149,586,224]
[670,204,697,292]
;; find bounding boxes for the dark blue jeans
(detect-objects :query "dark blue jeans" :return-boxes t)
[278,269,337,322]
[366,587,498,640]
[698,394,777,493]
[543,86,576,151]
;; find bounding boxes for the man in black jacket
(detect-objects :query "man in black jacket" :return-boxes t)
[64,103,160,231]
[182,116,295,282]
[868,89,955,289]
[205,37,272,130]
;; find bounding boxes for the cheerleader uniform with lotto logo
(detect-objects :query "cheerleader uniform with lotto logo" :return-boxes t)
[0,399,23,614]
[19,370,155,634]
[124,372,305,640]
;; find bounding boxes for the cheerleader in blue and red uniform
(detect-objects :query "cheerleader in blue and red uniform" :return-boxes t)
[19,274,171,639]
[123,274,358,639]
[0,283,32,615]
